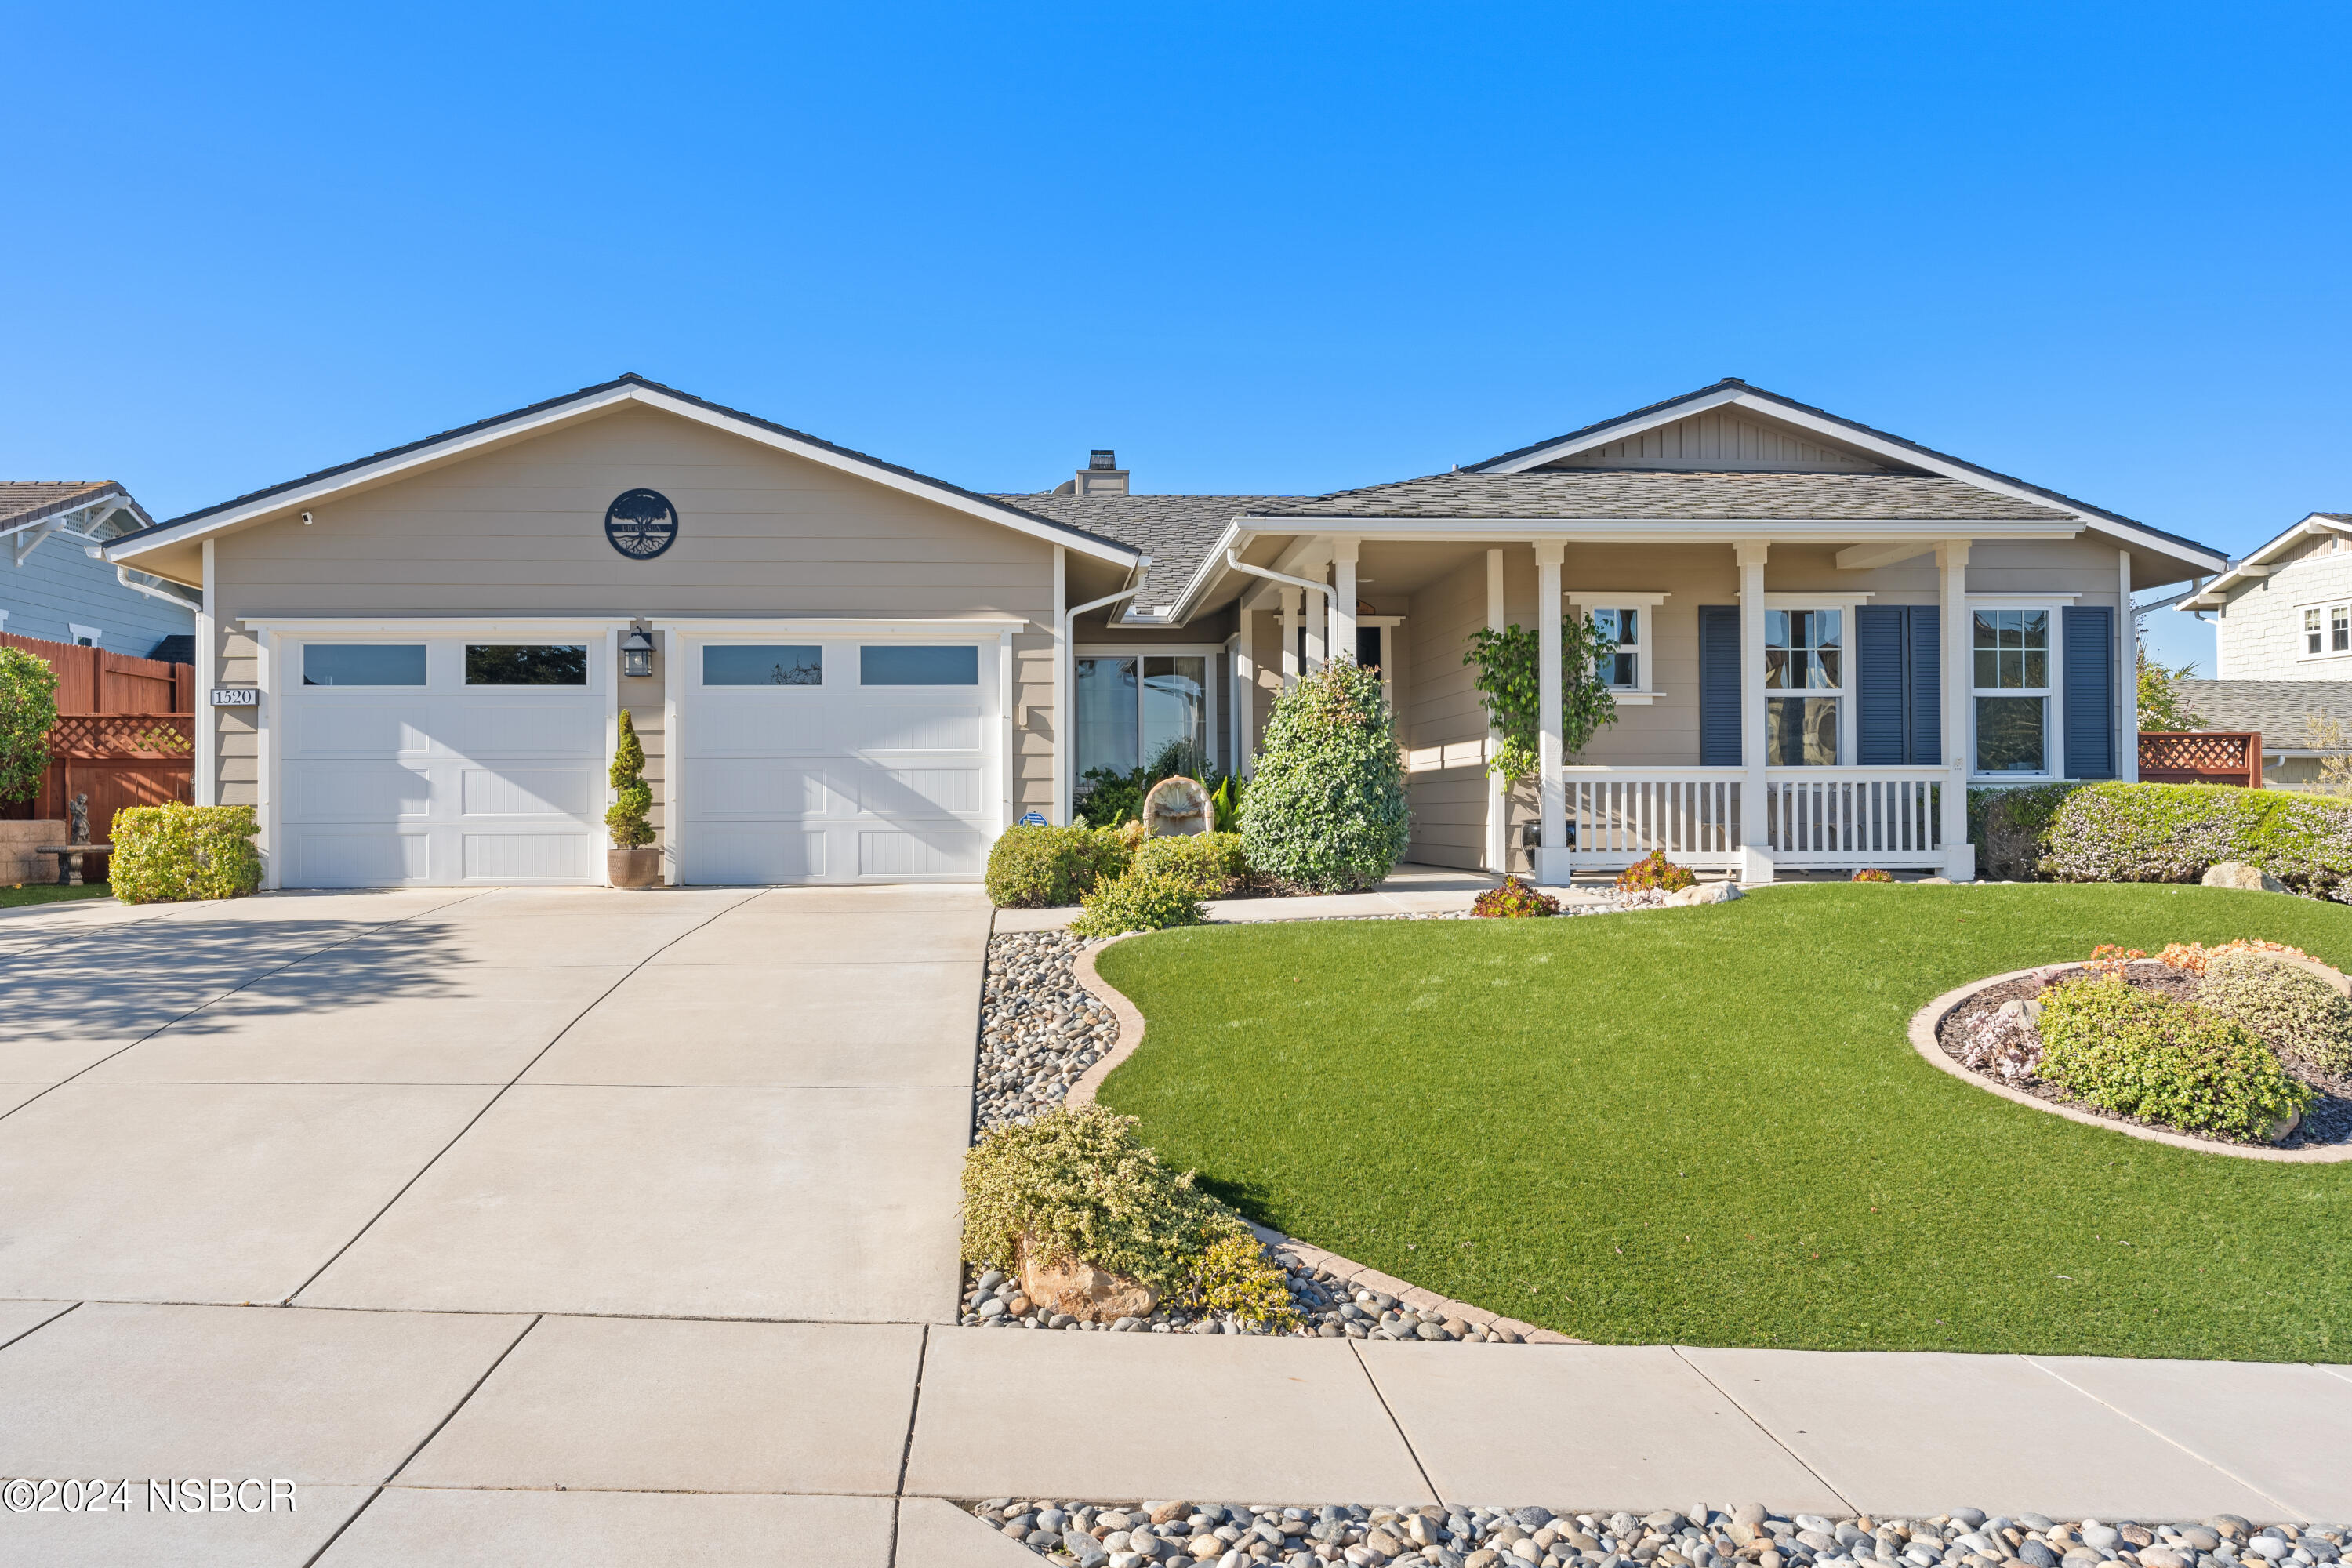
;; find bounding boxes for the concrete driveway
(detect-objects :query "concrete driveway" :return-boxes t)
[0,885,982,1320]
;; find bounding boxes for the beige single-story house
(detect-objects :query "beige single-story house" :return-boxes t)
[107,374,2227,890]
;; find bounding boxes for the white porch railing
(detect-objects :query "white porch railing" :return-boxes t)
[1562,769,1743,871]
[1766,768,1944,867]
[1548,766,1946,872]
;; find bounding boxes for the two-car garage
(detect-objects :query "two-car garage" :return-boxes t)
[275,630,1002,888]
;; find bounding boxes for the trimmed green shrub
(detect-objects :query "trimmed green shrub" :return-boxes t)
[1616,849,1697,892]
[985,824,1130,908]
[110,804,263,903]
[2036,974,2313,1139]
[2042,782,2352,897]
[2198,952,2352,1073]
[0,646,59,805]
[1472,876,1559,917]
[1967,781,2086,880]
[960,1103,1253,1295]
[1238,661,1410,893]
[1069,870,1207,938]
[1127,831,1247,898]
[1185,1233,1300,1330]
[605,710,655,849]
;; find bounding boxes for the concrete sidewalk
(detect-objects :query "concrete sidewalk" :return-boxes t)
[3,1305,2349,1564]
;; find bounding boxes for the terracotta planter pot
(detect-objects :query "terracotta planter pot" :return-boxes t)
[607,847,662,889]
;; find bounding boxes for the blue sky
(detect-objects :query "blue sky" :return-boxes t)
[9,2,2346,670]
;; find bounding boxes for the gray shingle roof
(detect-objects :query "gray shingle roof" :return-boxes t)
[990,492,1289,622]
[1255,470,2076,522]
[2171,681,2352,746]
[0,481,129,532]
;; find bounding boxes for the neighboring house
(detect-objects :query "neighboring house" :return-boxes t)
[2179,512,2352,677]
[2170,678,2352,788]
[104,374,2226,891]
[0,481,198,657]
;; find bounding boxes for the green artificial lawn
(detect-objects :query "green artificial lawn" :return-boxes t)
[1092,884,2352,1361]
[0,881,111,909]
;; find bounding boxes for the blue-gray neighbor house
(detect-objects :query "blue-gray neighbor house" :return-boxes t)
[2,482,197,659]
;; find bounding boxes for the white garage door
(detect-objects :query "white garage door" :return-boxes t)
[679,637,1000,884]
[278,637,606,887]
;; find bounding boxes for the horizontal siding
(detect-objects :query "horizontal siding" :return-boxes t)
[2216,540,2352,680]
[0,535,194,655]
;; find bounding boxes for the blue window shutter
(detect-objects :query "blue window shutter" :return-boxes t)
[1699,606,1740,766]
[2064,605,2116,779]
[1855,608,1906,765]
[1908,605,1941,766]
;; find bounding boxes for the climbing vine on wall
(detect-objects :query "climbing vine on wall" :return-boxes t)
[1462,615,1621,782]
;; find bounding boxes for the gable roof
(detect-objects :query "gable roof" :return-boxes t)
[107,375,1142,569]
[2183,512,2352,608]
[1465,378,2225,568]
[991,492,1289,623]
[1,481,151,537]
[2172,679,2352,747]
[1256,469,2074,522]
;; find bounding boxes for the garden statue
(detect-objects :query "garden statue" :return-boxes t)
[1140,775,1210,837]
[69,792,89,845]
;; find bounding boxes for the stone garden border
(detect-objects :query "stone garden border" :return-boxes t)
[1907,961,2352,1163]
[1069,932,1581,1343]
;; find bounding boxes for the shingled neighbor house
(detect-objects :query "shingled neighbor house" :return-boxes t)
[101,376,2226,890]
[2,481,196,659]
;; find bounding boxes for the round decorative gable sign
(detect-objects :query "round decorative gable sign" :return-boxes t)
[604,488,679,560]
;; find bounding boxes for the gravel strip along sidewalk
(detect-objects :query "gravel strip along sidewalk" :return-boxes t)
[971,924,1600,1342]
[967,1500,2343,1568]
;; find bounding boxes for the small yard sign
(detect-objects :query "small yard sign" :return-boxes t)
[209,688,258,706]
[1019,811,1047,826]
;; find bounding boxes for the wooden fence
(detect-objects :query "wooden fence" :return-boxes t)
[2139,731,2263,787]
[0,634,198,863]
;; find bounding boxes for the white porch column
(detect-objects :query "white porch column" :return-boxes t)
[1051,545,1069,825]
[1305,570,1327,671]
[1534,541,1567,884]
[2118,547,2140,782]
[1330,539,1359,664]
[1736,542,1774,884]
[1939,539,1976,879]
[1236,593,1257,776]
[1483,547,1507,875]
[1279,587,1302,688]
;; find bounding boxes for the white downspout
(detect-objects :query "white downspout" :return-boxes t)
[114,564,201,614]
[1058,560,1151,824]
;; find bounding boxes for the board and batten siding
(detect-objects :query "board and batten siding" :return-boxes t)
[1543,410,1888,474]
[203,405,1062,822]
[2214,534,2352,680]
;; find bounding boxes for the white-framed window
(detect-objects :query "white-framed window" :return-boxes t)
[1567,593,1665,704]
[1764,607,1846,765]
[1072,644,1221,789]
[69,622,102,648]
[1972,606,2054,775]
[2301,602,2352,659]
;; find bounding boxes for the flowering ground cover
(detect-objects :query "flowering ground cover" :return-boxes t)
[1092,883,2352,1360]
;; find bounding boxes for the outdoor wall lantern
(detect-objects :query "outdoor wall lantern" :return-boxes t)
[620,622,655,679]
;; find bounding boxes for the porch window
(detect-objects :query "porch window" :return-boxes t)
[1973,608,2049,773]
[1764,608,1842,765]
[1075,655,1209,781]
[1589,608,1640,688]
[2302,604,2351,658]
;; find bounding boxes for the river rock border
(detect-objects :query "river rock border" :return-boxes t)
[1907,964,2352,1164]
[1067,931,1580,1345]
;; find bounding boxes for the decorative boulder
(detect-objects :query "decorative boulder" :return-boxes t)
[1141,775,1211,837]
[1664,880,1744,906]
[2202,862,2286,893]
[1017,1234,1159,1322]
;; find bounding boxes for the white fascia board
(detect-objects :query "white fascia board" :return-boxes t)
[2193,514,2349,602]
[112,384,1140,570]
[653,615,1032,635]
[1475,388,2226,572]
[240,615,641,635]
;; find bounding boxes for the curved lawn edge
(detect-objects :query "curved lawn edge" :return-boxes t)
[1910,964,2352,1164]
[1069,928,1585,1344]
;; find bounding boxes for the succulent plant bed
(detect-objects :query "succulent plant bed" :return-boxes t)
[1934,945,2352,1151]
[964,1500,2343,1568]
[956,1257,1534,1341]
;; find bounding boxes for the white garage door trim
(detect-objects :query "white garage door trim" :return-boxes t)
[268,630,614,889]
[669,628,1012,885]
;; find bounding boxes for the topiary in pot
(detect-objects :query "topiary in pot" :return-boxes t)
[605,710,661,888]
[1238,661,1410,893]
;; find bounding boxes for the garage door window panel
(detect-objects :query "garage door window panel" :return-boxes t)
[704,644,823,687]
[465,644,588,685]
[303,644,426,687]
[859,644,978,686]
